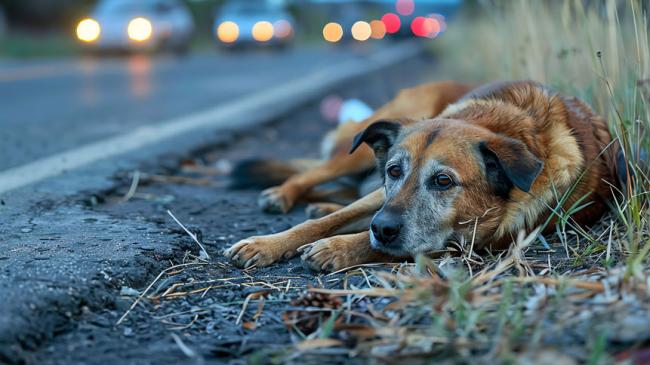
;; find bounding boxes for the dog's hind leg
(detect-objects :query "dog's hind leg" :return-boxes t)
[305,203,345,219]
[298,231,400,272]
[224,189,384,268]
[258,145,376,213]
[257,81,473,214]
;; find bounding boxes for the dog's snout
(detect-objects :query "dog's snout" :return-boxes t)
[371,211,402,245]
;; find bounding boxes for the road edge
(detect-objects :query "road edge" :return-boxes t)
[0,43,423,363]
[0,42,422,196]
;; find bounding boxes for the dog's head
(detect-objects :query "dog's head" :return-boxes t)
[350,118,543,256]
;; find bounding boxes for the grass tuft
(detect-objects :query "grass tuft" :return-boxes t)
[278,1,650,362]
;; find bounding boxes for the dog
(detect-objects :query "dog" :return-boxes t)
[224,80,621,272]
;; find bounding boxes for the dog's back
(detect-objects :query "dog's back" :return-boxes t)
[440,81,620,241]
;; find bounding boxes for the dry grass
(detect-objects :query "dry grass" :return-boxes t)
[276,1,650,363]
[117,2,650,363]
[434,1,649,265]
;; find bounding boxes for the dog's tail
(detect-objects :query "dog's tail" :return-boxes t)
[229,159,321,189]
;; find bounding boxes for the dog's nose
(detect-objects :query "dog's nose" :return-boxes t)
[371,211,402,245]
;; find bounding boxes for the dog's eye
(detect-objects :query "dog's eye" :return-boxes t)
[386,165,402,179]
[433,174,454,189]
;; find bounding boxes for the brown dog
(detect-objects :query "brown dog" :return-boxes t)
[224,80,620,272]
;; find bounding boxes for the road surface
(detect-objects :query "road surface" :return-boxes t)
[0,43,430,363]
[1,46,393,171]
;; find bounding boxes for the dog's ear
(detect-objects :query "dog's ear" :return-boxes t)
[480,137,543,193]
[349,120,402,156]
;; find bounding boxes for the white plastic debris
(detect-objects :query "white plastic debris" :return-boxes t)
[338,99,374,124]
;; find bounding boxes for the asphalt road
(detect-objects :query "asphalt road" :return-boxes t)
[0,46,377,171]
[23,54,440,365]
[0,43,427,363]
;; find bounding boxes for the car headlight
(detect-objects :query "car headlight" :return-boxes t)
[77,18,101,42]
[217,21,239,43]
[252,21,273,42]
[322,22,343,43]
[128,17,153,42]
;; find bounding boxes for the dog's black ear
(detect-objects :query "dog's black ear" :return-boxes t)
[349,120,402,156]
[480,137,543,193]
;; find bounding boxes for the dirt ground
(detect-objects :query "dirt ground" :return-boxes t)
[23,55,650,365]
[27,56,440,365]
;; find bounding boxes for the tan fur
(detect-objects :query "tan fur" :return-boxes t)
[298,231,399,272]
[437,82,617,248]
[257,81,473,213]
[226,189,385,268]
[225,80,619,271]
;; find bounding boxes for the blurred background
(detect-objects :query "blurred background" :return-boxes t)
[0,0,464,57]
[0,0,646,181]
[0,0,470,172]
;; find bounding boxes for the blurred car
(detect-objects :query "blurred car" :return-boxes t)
[76,0,194,53]
[320,2,366,43]
[213,0,295,49]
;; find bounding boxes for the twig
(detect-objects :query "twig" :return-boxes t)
[116,262,206,325]
[120,170,140,203]
[167,210,210,260]
[308,287,397,297]
[171,333,197,358]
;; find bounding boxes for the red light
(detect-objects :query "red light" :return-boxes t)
[411,16,427,37]
[395,0,414,16]
[381,13,401,34]
[431,13,447,32]
[411,16,441,38]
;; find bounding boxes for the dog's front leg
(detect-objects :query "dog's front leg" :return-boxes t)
[225,189,384,268]
[298,231,400,272]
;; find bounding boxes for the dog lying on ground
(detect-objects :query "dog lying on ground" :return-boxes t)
[224,80,621,272]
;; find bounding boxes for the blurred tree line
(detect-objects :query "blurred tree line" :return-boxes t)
[0,0,96,29]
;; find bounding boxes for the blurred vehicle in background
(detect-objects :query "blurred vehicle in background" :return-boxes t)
[317,0,462,44]
[75,0,194,53]
[214,0,295,49]
[375,0,462,38]
[319,2,366,43]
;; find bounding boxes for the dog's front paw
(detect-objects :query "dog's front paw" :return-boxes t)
[224,237,296,268]
[299,237,355,273]
[258,187,294,214]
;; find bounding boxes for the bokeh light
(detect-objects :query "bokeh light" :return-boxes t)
[217,21,239,43]
[273,20,293,39]
[76,18,101,42]
[351,21,371,41]
[323,22,343,43]
[127,17,153,42]
[411,16,441,38]
[425,18,441,37]
[370,20,386,39]
[431,14,447,33]
[396,0,415,16]
[381,13,401,34]
[252,21,274,42]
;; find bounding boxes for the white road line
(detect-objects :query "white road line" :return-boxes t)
[0,44,420,195]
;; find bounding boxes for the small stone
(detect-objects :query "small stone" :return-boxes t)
[120,286,141,297]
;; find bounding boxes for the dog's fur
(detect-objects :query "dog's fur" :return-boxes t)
[224,80,620,272]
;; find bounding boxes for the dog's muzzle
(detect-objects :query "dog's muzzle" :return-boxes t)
[370,209,402,247]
